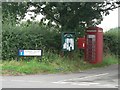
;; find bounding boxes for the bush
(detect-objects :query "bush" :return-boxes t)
[2,20,119,61]
[2,22,61,60]
[103,27,119,57]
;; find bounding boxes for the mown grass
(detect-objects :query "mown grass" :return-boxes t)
[1,53,118,76]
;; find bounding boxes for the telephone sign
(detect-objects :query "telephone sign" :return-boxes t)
[62,32,75,51]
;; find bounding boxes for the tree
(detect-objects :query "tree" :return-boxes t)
[2,2,29,24]
[2,1,120,31]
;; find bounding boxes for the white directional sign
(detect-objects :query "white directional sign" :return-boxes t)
[19,50,42,56]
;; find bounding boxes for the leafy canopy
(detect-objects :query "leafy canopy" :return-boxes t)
[2,1,120,31]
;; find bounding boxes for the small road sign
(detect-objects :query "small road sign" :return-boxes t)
[19,50,42,56]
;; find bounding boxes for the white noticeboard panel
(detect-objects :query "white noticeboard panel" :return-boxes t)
[19,50,42,56]
[63,38,74,51]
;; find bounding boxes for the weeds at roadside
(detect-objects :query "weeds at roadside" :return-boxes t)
[1,53,118,76]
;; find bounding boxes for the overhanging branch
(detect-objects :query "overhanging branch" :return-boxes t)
[100,1,120,11]
[100,5,120,12]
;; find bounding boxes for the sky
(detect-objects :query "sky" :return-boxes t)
[24,7,119,32]
[98,8,118,32]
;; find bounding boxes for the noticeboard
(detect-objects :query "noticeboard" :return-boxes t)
[62,32,75,51]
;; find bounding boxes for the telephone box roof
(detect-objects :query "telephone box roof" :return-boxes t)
[86,26,103,30]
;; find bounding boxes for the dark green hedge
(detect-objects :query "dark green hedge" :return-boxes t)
[2,22,119,60]
[103,28,119,57]
[2,23,61,60]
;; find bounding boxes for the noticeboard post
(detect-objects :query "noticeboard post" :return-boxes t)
[62,32,75,52]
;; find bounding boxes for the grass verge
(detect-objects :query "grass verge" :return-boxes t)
[1,54,118,76]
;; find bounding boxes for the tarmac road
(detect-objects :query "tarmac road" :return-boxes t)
[1,64,119,88]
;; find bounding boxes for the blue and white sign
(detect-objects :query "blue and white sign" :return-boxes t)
[19,50,42,56]
[19,50,24,56]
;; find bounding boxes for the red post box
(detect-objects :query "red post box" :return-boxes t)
[77,38,85,49]
[85,26,103,64]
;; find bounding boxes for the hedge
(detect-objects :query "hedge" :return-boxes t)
[2,21,119,60]
[2,22,61,60]
[103,28,119,57]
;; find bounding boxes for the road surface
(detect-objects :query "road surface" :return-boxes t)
[1,64,119,88]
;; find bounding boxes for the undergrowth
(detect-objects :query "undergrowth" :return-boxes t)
[1,53,118,76]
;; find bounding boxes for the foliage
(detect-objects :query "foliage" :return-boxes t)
[1,53,118,75]
[102,53,118,65]
[39,2,104,29]
[2,21,61,60]
[103,27,119,57]
[2,2,29,24]
[2,1,120,31]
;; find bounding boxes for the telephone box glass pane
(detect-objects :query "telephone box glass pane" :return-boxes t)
[86,35,96,61]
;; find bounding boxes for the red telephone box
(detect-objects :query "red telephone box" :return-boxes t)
[85,27,103,64]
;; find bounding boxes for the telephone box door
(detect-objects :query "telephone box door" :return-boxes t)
[85,27,103,64]
[86,35,96,62]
